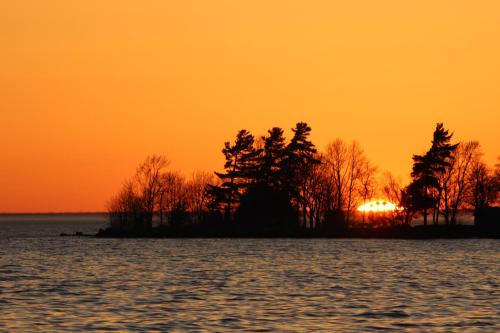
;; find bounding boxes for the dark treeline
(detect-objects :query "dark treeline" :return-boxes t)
[100,122,499,237]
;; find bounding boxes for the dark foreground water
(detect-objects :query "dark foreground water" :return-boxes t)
[0,215,498,332]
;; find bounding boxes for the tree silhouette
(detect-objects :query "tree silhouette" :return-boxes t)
[135,155,170,228]
[185,172,217,223]
[159,171,187,226]
[107,155,169,230]
[302,156,331,228]
[358,160,377,225]
[260,127,287,188]
[439,141,480,224]
[323,139,370,225]
[344,141,366,225]
[409,123,458,225]
[281,122,320,225]
[381,172,409,225]
[467,158,499,218]
[324,139,348,213]
[208,129,262,222]
[107,180,145,230]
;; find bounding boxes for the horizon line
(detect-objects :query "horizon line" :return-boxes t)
[0,211,107,215]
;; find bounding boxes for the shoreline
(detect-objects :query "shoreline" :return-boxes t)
[60,225,500,239]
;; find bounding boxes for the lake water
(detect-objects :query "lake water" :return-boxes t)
[0,215,498,332]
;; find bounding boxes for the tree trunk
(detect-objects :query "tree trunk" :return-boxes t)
[302,201,307,228]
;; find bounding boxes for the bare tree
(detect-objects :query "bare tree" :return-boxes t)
[380,171,414,226]
[107,155,219,229]
[358,160,377,224]
[467,158,499,216]
[324,139,368,224]
[185,171,217,222]
[345,141,365,224]
[301,155,331,228]
[305,155,338,226]
[440,141,481,224]
[160,171,187,225]
[107,180,144,229]
[134,155,170,227]
[381,172,401,207]
[324,139,348,212]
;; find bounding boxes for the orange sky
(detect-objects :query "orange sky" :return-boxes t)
[1,1,499,212]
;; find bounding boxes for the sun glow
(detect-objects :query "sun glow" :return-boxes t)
[357,200,399,213]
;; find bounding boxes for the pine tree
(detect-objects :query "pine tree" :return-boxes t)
[281,122,320,225]
[208,129,261,221]
[409,123,458,225]
[260,127,287,187]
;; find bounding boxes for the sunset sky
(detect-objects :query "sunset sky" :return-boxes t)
[1,1,499,212]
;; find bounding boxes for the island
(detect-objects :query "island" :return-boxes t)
[93,122,498,239]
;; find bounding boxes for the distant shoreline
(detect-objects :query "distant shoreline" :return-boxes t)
[88,225,499,239]
[0,212,106,216]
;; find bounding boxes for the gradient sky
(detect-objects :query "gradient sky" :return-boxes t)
[1,1,499,212]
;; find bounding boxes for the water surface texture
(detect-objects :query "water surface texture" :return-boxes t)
[0,216,498,332]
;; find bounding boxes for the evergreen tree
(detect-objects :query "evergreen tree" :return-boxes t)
[409,123,458,225]
[207,129,261,221]
[281,122,320,225]
[260,127,287,187]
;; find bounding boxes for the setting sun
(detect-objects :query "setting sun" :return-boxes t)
[358,200,399,213]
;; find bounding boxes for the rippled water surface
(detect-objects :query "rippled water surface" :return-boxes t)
[0,216,499,332]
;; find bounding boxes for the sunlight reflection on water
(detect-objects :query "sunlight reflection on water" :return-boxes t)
[0,220,498,332]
